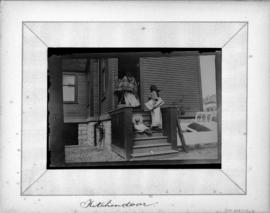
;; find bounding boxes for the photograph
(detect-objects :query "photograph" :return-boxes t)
[2,0,270,210]
[47,48,221,168]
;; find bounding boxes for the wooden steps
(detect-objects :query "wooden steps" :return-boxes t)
[133,129,163,138]
[131,109,179,160]
[131,150,179,161]
[131,135,178,160]
[133,135,168,146]
[133,142,172,154]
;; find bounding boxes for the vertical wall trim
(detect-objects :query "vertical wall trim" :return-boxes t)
[48,55,65,167]
[215,51,222,163]
[197,55,204,111]
[139,58,145,110]
[97,60,100,116]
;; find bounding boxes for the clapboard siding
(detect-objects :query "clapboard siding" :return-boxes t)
[111,58,119,109]
[92,60,99,116]
[140,56,202,112]
[100,58,118,114]
[63,73,88,122]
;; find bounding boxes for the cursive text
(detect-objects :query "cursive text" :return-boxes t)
[80,199,158,208]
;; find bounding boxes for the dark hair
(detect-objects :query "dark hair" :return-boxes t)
[150,85,160,97]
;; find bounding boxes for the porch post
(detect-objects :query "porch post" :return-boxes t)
[48,55,65,167]
[215,51,222,162]
[161,107,178,149]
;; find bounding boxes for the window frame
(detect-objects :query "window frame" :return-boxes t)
[62,73,78,104]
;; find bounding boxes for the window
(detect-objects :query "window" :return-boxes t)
[63,74,77,103]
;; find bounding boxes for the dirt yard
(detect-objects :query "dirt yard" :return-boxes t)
[65,145,218,163]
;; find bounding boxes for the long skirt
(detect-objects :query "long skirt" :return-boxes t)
[151,107,162,128]
[134,123,149,132]
[124,92,140,107]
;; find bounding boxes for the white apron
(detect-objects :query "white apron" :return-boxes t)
[151,107,162,128]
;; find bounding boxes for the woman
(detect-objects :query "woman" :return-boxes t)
[119,72,140,107]
[148,85,163,129]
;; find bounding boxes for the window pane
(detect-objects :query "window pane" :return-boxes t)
[63,86,75,102]
[63,75,75,85]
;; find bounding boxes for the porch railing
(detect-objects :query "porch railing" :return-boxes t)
[109,106,179,160]
[109,107,133,160]
[161,107,178,149]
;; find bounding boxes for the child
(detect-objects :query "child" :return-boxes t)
[132,114,152,136]
[146,85,163,129]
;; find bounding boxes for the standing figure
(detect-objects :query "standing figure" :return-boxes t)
[118,72,140,107]
[147,85,163,129]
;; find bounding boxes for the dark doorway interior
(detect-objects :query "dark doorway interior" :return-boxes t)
[118,54,140,80]
[118,55,141,104]
[63,123,78,145]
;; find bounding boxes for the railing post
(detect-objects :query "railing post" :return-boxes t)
[110,107,133,160]
[161,107,177,149]
[123,108,133,160]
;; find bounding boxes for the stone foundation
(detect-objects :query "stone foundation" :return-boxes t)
[65,120,112,163]
[77,120,112,151]
[78,124,88,145]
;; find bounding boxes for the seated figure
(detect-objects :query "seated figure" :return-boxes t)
[132,114,152,136]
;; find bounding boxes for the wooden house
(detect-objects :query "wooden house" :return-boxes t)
[48,49,221,165]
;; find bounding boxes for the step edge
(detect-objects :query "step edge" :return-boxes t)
[133,143,171,149]
[133,134,163,138]
[133,136,168,141]
[134,130,163,134]
[131,150,179,158]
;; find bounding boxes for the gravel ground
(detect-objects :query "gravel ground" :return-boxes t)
[66,145,218,163]
[87,147,125,161]
[167,146,218,160]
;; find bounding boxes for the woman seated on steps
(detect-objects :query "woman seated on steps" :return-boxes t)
[132,114,152,136]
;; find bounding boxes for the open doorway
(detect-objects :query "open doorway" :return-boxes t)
[116,55,141,108]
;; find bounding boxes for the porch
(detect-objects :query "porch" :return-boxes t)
[64,106,218,163]
[48,49,221,166]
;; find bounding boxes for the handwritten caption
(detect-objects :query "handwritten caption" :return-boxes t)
[80,198,158,208]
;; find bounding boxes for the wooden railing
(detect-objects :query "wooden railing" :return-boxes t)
[109,107,133,160]
[110,106,182,160]
[161,107,178,149]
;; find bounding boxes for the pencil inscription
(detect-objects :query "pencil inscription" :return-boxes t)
[80,198,158,208]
